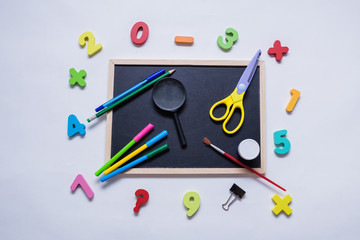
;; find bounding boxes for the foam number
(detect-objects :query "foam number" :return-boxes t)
[130,22,149,45]
[286,89,301,112]
[68,114,86,137]
[183,191,200,217]
[274,129,290,154]
[70,174,94,199]
[217,28,238,50]
[79,32,102,56]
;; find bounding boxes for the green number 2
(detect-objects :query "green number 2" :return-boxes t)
[217,28,239,51]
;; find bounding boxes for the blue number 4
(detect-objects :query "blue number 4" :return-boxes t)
[68,114,86,137]
[274,129,290,154]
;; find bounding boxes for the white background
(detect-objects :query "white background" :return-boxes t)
[1,0,360,239]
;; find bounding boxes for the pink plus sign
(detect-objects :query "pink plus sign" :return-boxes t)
[268,40,289,62]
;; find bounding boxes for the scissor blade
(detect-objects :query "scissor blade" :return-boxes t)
[236,50,261,94]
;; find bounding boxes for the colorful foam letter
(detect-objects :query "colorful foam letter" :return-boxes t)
[68,114,86,137]
[79,32,102,56]
[183,191,200,217]
[175,36,194,45]
[69,68,87,87]
[272,194,292,215]
[286,89,301,112]
[274,129,290,154]
[70,174,94,199]
[217,28,238,50]
[134,189,149,213]
[130,22,149,45]
[268,40,289,61]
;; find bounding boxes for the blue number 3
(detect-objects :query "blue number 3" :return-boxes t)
[274,129,290,154]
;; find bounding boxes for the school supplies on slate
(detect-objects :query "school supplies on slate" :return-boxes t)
[95,123,154,176]
[104,130,168,174]
[222,184,245,211]
[95,69,165,112]
[209,50,261,134]
[152,78,187,147]
[87,69,176,122]
[202,137,286,191]
[100,144,169,182]
[106,60,266,174]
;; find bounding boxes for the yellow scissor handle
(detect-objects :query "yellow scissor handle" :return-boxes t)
[222,100,244,134]
[209,89,245,134]
[209,94,234,121]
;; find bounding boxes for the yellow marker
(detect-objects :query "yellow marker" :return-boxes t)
[103,130,168,175]
[286,89,300,112]
[104,145,147,174]
[272,194,292,215]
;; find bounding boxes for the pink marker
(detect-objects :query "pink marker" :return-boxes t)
[134,123,154,142]
[95,123,154,176]
[70,174,94,199]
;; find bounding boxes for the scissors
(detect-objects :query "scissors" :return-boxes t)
[209,50,261,134]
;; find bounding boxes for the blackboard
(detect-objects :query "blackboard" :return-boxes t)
[105,60,266,174]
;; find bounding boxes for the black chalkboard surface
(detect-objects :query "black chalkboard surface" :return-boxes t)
[105,60,265,174]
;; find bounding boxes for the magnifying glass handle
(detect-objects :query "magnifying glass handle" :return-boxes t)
[173,112,187,147]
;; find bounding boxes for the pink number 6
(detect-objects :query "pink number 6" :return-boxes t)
[131,22,149,45]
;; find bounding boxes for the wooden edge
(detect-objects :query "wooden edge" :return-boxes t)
[105,59,266,175]
[123,168,266,175]
[104,60,115,162]
[110,59,252,66]
[259,61,266,173]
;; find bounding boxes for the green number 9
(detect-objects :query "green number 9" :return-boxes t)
[183,191,200,217]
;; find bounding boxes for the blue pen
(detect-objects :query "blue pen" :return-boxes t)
[95,69,166,112]
[100,143,169,182]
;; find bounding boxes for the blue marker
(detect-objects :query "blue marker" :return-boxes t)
[95,68,166,112]
[100,144,169,182]
[103,130,168,175]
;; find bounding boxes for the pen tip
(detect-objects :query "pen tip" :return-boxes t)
[87,115,96,122]
[169,69,176,74]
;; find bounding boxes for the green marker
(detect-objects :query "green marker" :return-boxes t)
[87,69,176,122]
[95,123,154,176]
[100,144,169,182]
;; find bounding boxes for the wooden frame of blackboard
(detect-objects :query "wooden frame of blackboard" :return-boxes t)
[105,59,266,174]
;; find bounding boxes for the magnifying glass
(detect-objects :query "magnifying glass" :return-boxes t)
[152,78,187,147]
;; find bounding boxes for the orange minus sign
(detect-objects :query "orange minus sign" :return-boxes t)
[175,36,194,45]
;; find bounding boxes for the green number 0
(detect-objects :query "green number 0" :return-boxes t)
[217,28,239,50]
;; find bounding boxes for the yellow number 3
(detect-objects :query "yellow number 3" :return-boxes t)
[79,32,103,57]
[217,28,238,51]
